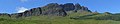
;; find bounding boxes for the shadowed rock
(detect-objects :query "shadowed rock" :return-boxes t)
[41,3,67,16]
[10,3,92,18]
[63,3,75,11]
[74,3,82,11]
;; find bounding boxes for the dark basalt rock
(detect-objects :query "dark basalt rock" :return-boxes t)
[15,7,42,17]
[74,3,82,11]
[80,6,92,12]
[27,7,42,16]
[9,3,92,18]
[63,3,75,11]
[10,7,42,18]
[41,3,67,16]
[81,6,89,11]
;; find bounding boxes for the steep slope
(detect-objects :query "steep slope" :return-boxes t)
[41,3,67,16]
[11,3,92,17]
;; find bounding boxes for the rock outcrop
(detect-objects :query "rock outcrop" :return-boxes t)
[11,7,42,17]
[41,3,67,16]
[62,3,75,11]
[74,3,82,11]
[9,3,92,17]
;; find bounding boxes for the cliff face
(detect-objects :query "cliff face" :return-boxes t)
[41,3,67,16]
[10,3,91,17]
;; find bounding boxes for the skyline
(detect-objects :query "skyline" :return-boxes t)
[0,0,120,14]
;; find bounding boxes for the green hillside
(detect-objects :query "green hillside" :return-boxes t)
[0,3,120,24]
[0,12,120,24]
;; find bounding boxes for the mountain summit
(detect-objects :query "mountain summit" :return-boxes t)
[1,3,92,17]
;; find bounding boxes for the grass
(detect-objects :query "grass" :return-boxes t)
[0,13,120,24]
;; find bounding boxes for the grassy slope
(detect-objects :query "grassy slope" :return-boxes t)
[0,13,120,24]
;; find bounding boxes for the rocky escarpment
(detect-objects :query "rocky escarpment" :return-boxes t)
[41,3,67,16]
[10,3,91,17]
[11,7,42,17]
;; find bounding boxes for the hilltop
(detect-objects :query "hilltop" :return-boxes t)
[1,3,91,18]
[0,3,120,24]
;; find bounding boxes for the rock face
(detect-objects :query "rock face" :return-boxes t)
[11,7,42,17]
[41,3,67,16]
[74,3,82,11]
[24,7,42,16]
[10,3,92,17]
[62,3,75,11]
[74,3,91,12]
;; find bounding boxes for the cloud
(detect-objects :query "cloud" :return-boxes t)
[16,7,28,13]
[20,0,28,2]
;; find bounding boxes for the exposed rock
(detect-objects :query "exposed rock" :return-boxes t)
[74,3,82,11]
[41,3,67,16]
[62,3,75,11]
[26,7,42,16]
[10,7,42,18]
[81,6,91,12]
[9,3,92,18]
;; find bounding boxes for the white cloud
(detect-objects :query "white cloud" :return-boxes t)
[20,0,28,2]
[16,7,28,13]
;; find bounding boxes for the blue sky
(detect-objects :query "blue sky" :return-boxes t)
[0,0,120,14]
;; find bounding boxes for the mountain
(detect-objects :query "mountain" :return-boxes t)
[2,3,92,18]
[1,3,120,24]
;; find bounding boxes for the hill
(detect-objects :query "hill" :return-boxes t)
[0,3,120,24]
[8,3,91,18]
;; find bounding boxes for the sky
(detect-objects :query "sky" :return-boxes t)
[0,0,120,14]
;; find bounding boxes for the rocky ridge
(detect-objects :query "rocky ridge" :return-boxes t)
[0,3,92,17]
